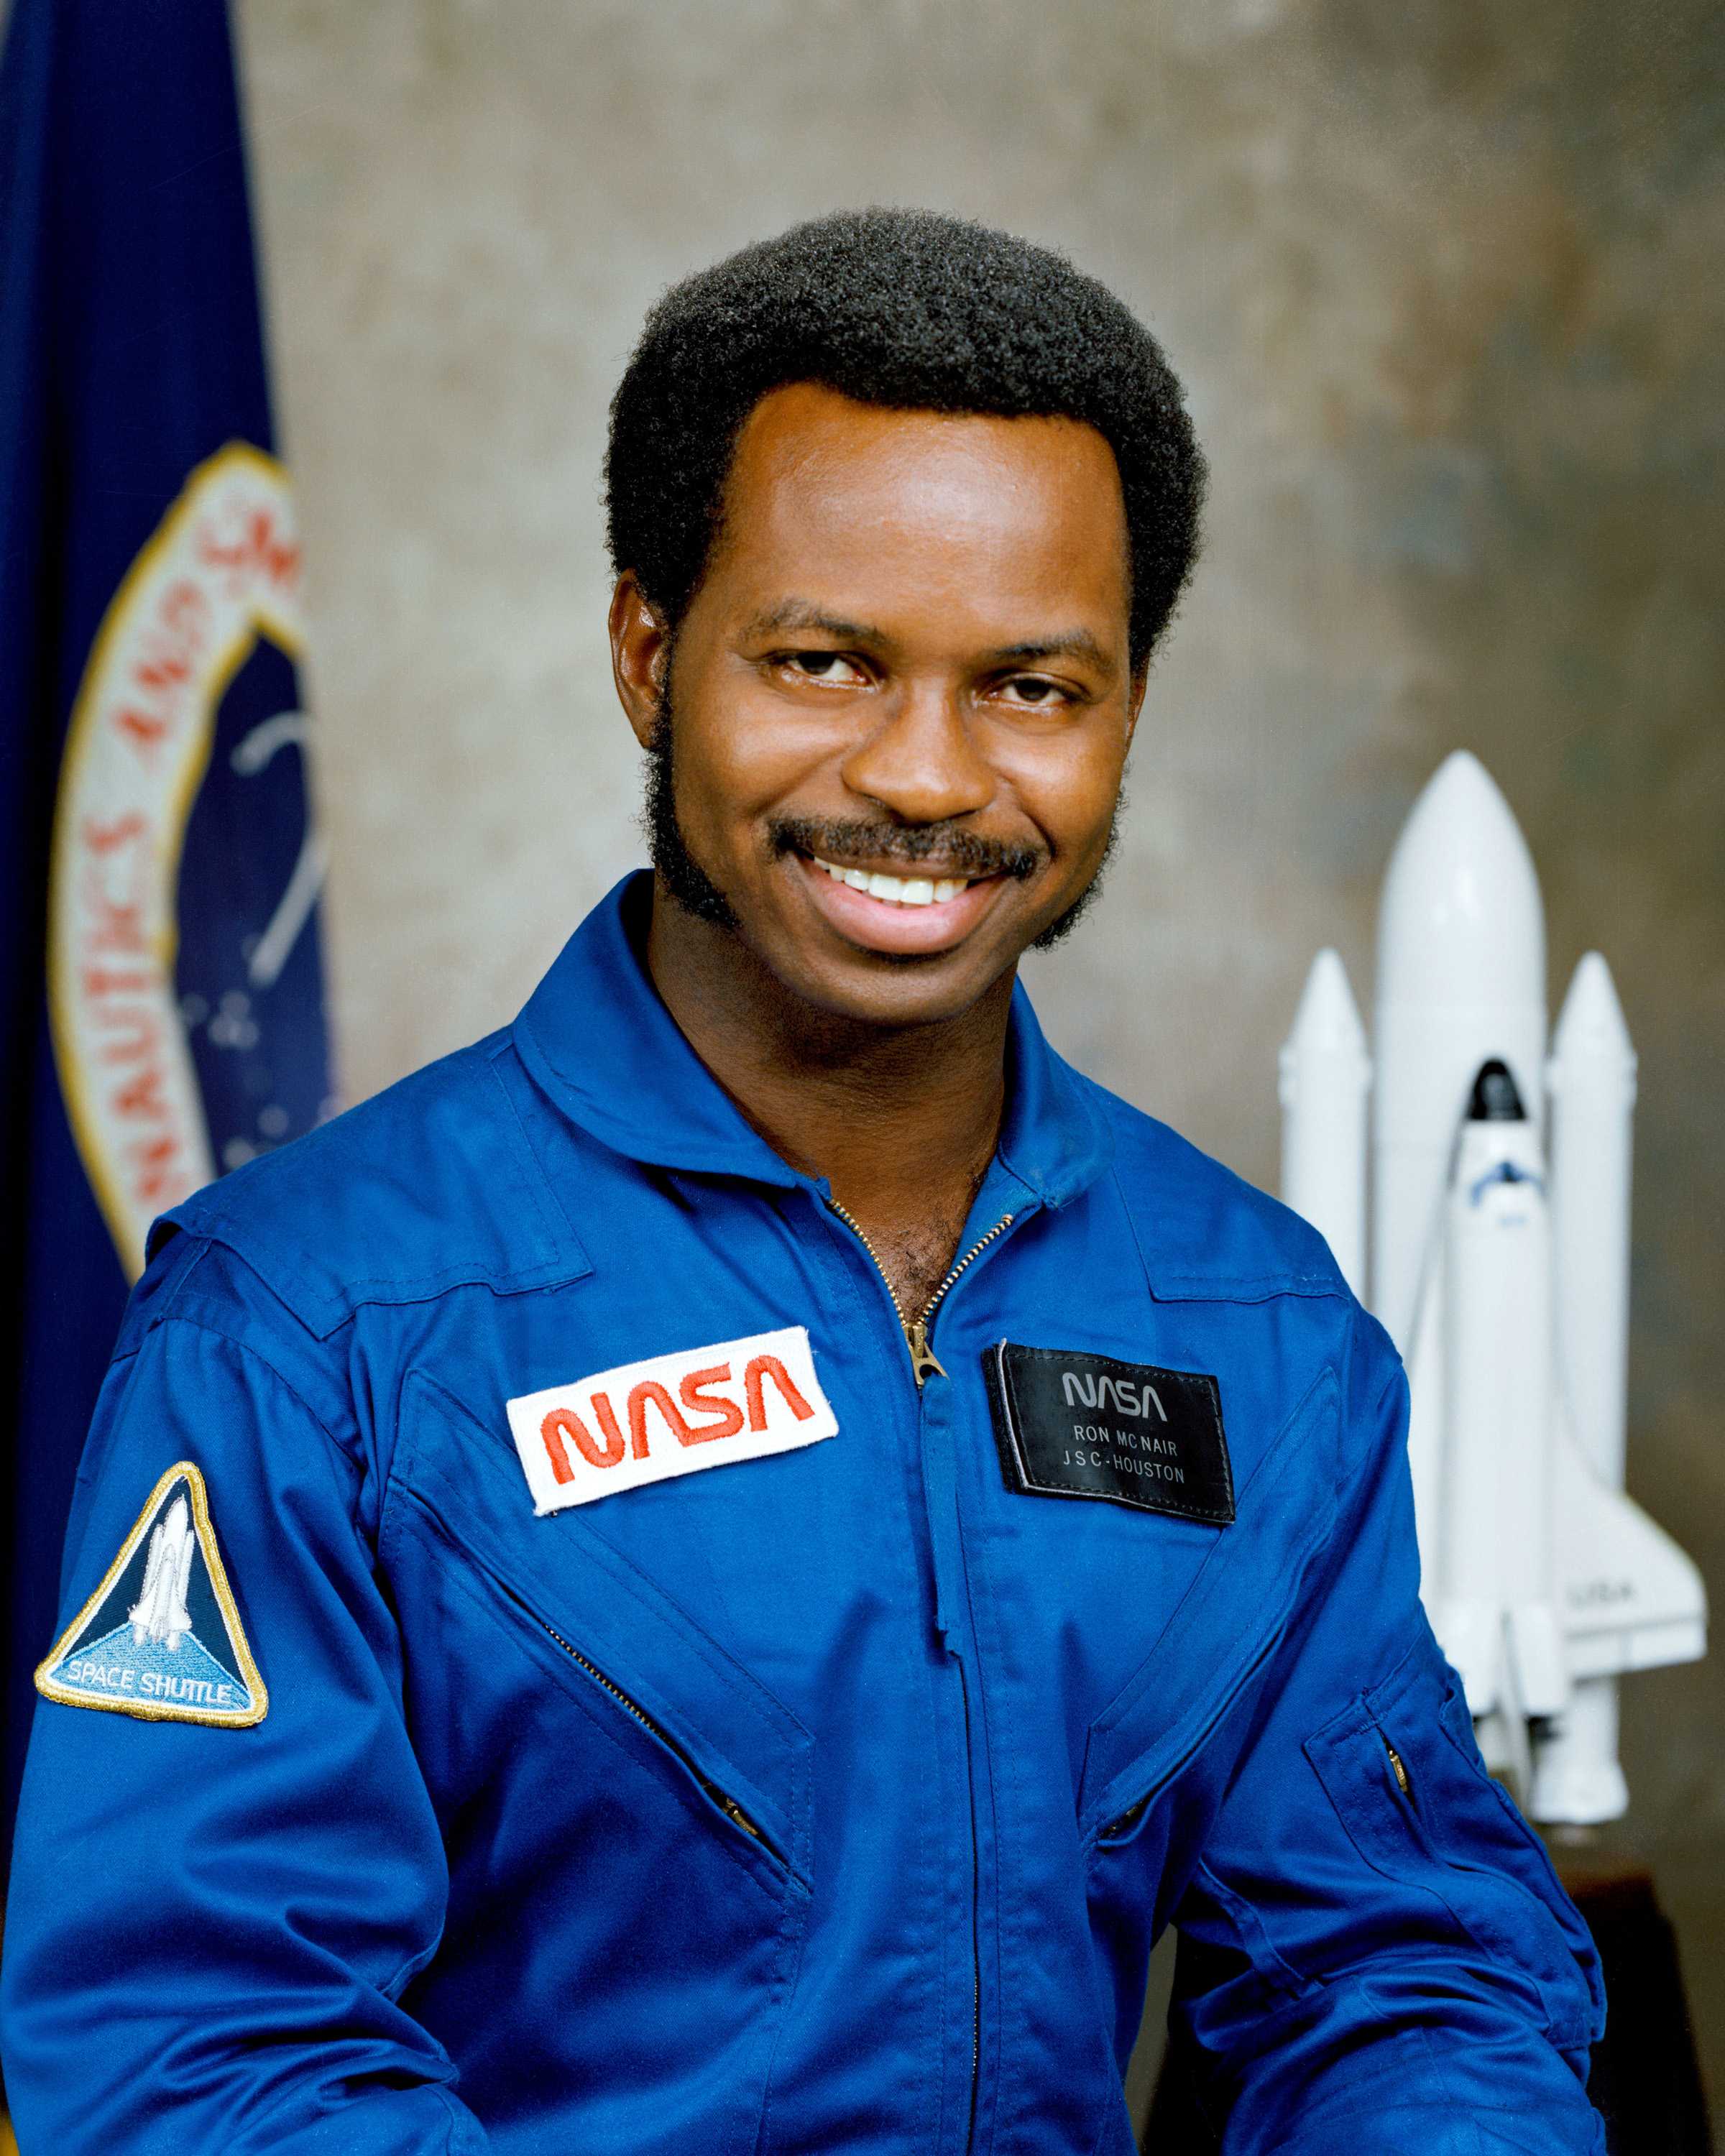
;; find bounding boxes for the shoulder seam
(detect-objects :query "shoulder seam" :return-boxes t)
[159,1227,355,1348]
[152,1304,361,1475]
[183,1042,590,1337]
[1110,1162,1349,1305]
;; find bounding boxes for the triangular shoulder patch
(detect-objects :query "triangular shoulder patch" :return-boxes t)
[36,1461,267,1728]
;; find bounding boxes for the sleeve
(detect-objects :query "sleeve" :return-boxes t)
[0,1279,490,2155]
[1167,1326,1606,2156]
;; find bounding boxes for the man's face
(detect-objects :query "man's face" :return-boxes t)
[612,381,1142,1028]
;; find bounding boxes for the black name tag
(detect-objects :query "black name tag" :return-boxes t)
[985,1342,1234,1525]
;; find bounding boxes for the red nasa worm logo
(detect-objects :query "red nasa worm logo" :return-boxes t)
[506,1327,840,1514]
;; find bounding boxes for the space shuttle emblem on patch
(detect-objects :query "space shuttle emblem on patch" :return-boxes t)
[36,1461,267,1727]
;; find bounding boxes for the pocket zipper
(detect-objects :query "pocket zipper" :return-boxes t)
[1103,1735,1412,1839]
[538,1611,768,1845]
[1085,1371,1342,1860]
[1088,1580,1305,1851]
[403,1485,778,1861]
[1099,1795,1150,1842]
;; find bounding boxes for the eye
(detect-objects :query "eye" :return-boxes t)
[778,650,868,686]
[995,675,1076,709]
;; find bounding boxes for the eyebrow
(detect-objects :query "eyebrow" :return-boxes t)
[739,600,881,643]
[989,630,1113,671]
[740,602,1114,672]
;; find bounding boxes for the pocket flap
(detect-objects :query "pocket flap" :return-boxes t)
[392,1368,814,1884]
[1080,1367,1340,1835]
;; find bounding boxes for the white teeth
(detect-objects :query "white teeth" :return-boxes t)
[811,857,970,907]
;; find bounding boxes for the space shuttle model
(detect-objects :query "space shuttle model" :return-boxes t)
[129,1494,195,1652]
[1280,751,1705,1824]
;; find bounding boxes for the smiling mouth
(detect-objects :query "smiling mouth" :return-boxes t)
[809,855,979,908]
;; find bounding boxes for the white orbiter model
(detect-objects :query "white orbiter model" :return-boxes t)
[1279,751,1705,1823]
[129,1495,195,1651]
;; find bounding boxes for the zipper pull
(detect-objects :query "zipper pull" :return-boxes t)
[1100,1794,1149,1841]
[906,1319,947,1385]
[709,1784,763,1840]
[1384,1738,1412,1799]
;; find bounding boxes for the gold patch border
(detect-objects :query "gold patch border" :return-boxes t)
[34,1460,270,1729]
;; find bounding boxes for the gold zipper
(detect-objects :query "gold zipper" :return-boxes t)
[1384,1738,1412,1800]
[1099,1794,1150,1841]
[829,1195,1013,2150]
[537,1614,765,1844]
[827,1201,1016,1386]
[408,1485,774,1854]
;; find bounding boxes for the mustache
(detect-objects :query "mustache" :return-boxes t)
[769,816,1044,882]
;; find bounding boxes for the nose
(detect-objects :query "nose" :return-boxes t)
[838,680,996,827]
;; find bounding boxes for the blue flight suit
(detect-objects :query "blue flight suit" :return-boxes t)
[2,873,1604,2154]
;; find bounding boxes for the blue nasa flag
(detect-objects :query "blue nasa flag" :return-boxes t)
[0,0,332,1833]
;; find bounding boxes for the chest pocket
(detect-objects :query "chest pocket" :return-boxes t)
[1302,1631,1603,2050]
[381,1371,814,2156]
[1078,1365,1341,1847]
[386,1368,813,1880]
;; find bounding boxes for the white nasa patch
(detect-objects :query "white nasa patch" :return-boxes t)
[36,1461,267,1727]
[507,1325,839,1515]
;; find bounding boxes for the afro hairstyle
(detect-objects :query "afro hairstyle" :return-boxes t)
[604,208,1205,673]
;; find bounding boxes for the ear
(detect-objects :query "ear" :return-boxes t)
[609,573,673,750]
[1123,660,1149,753]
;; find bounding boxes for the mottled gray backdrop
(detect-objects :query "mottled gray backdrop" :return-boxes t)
[236,0,1724,2122]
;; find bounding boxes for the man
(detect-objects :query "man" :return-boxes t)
[3,211,1602,2154]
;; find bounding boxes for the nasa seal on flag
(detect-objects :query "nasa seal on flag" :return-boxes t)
[47,441,332,1281]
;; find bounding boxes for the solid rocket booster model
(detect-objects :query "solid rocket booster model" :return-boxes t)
[1279,751,1705,1824]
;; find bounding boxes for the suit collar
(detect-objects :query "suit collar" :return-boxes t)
[512,872,1113,1207]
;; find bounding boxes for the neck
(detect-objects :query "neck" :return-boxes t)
[644,883,1011,1235]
